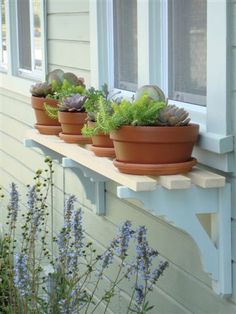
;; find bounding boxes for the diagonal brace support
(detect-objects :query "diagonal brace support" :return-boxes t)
[62,158,107,215]
[117,183,232,296]
[24,139,63,162]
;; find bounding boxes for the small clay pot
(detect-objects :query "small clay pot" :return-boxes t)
[58,111,91,144]
[87,121,115,157]
[31,96,60,126]
[31,96,61,135]
[110,124,199,175]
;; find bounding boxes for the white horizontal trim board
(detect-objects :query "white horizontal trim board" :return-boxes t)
[47,0,89,14]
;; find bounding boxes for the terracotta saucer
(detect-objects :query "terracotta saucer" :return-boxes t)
[113,158,197,175]
[35,124,62,135]
[59,132,92,144]
[90,145,116,158]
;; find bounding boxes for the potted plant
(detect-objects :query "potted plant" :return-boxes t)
[57,94,92,144]
[82,84,118,157]
[99,85,199,175]
[30,69,85,135]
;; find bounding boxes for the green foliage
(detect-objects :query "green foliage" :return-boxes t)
[49,79,85,100]
[30,69,85,99]
[44,103,59,120]
[0,159,168,314]
[0,236,15,312]
[84,84,109,122]
[82,97,114,136]
[96,94,166,133]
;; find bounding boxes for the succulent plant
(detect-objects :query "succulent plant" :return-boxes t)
[47,69,85,87]
[135,85,166,102]
[30,69,86,98]
[30,82,53,97]
[59,94,87,112]
[157,104,191,126]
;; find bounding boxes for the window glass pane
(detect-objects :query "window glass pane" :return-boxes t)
[1,0,7,67]
[169,0,207,106]
[17,0,32,70]
[32,0,42,71]
[113,0,137,91]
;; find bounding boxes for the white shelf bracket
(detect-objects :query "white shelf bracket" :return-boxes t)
[24,139,63,162]
[117,183,232,296]
[62,158,107,215]
[24,139,107,216]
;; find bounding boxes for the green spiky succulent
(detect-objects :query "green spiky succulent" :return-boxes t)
[157,105,191,126]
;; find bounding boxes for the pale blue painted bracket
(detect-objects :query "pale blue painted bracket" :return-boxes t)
[117,183,232,297]
[23,139,108,215]
[24,139,63,162]
[62,158,108,215]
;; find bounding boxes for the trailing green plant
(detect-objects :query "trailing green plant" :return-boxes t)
[82,97,114,136]
[84,84,109,122]
[82,84,123,136]
[0,159,168,314]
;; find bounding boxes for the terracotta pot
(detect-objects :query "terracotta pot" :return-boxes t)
[110,124,199,175]
[31,96,60,126]
[58,111,91,144]
[87,121,115,157]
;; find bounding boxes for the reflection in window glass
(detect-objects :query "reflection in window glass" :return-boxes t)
[169,0,207,106]
[0,0,7,68]
[32,0,42,71]
[113,0,137,91]
[17,0,31,70]
[17,0,42,73]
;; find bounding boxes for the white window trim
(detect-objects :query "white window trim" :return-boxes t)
[90,0,233,172]
[0,0,7,71]
[6,0,47,81]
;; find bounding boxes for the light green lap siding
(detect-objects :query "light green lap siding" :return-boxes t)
[0,0,236,312]
[47,0,89,14]
[48,14,89,42]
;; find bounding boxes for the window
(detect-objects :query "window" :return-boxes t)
[16,0,43,78]
[91,0,231,171]
[0,0,7,70]
[113,0,137,91]
[168,0,207,106]
[0,0,45,79]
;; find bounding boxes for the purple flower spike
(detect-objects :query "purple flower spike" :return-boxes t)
[9,183,19,224]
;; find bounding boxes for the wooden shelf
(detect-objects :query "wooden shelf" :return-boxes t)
[25,130,225,192]
[24,129,231,296]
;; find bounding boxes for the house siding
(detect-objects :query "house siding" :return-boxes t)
[0,0,236,313]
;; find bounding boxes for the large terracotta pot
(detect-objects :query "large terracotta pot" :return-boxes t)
[58,111,92,144]
[110,124,199,175]
[87,121,115,157]
[31,96,61,135]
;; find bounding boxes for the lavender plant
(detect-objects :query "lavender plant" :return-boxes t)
[0,159,168,314]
